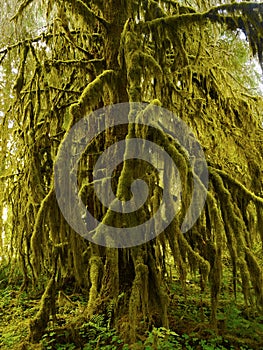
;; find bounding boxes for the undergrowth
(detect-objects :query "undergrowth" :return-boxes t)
[1,261,263,350]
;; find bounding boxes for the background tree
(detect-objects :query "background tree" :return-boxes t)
[1,0,263,346]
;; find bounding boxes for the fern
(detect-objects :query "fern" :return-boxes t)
[80,314,106,340]
[89,314,105,327]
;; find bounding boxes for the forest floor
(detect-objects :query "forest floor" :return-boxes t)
[1,265,263,350]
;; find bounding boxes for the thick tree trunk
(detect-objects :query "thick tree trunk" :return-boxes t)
[80,1,170,341]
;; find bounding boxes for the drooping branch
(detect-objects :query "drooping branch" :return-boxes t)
[13,44,29,95]
[211,168,263,205]
[0,31,100,57]
[140,2,263,67]
[63,0,110,29]
[46,58,105,67]
[69,69,117,124]
[210,168,263,307]
[10,0,35,22]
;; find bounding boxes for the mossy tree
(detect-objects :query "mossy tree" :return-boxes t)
[1,0,263,344]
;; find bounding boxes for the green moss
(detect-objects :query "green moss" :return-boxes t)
[30,185,55,278]
[29,276,56,342]
[87,256,103,312]
[69,70,116,124]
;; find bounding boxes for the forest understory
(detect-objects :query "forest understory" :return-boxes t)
[1,252,263,350]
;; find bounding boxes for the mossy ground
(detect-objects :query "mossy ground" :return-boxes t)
[1,256,263,350]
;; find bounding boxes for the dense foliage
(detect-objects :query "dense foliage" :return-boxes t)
[1,0,263,348]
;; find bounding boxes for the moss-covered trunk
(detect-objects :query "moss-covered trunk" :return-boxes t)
[2,0,263,346]
[81,1,170,341]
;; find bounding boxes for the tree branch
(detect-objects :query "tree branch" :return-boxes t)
[10,0,34,22]
[209,167,263,206]
[63,0,110,30]
[141,2,263,66]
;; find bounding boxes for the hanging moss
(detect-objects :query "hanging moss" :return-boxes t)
[245,248,263,309]
[2,0,263,346]
[210,167,263,308]
[205,192,223,324]
[69,69,116,124]
[13,44,29,95]
[62,0,110,30]
[30,185,55,278]
[87,255,103,313]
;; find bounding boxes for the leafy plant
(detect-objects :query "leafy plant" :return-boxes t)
[80,313,125,349]
[144,327,181,349]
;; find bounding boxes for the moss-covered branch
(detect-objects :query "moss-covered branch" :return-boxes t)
[64,0,110,29]
[210,167,263,206]
[141,2,263,66]
[13,44,29,95]
[30,184,55,278]
[210,168,263,308]
[143,2,263,28]
[69,69,116,124]
[10,0,34,21]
